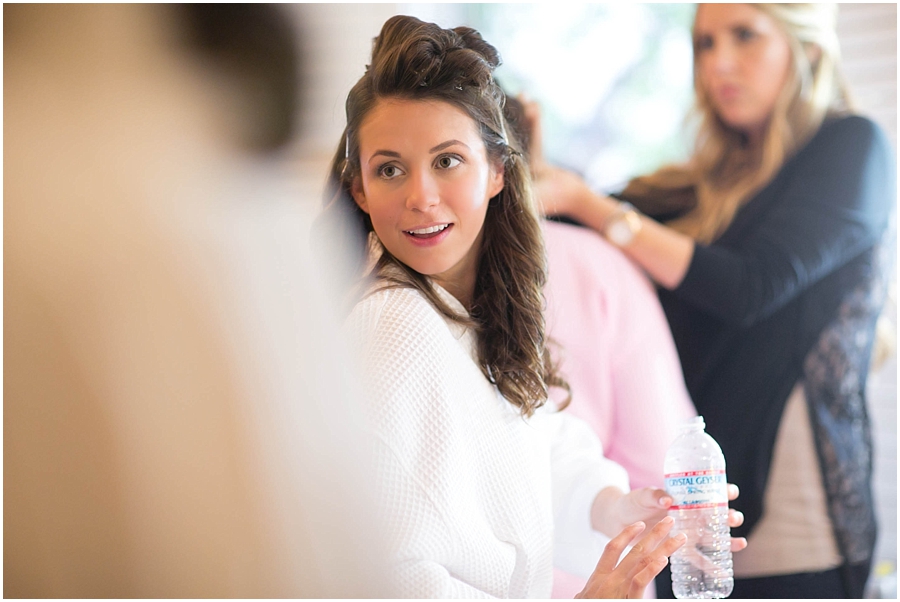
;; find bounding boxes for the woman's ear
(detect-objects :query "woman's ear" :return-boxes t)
[350,177,369,214]
[488,164,505,199]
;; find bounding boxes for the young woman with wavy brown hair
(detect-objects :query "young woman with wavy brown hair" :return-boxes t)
[317,14,749,599]
[328,12,557,416]
[528,3,894,598]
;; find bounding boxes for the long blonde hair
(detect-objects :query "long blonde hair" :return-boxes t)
[623,3,853,243]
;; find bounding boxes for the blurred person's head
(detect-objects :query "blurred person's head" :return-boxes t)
[5,4,382,598]
[623,3,849,243]
[319,15,565,417]
[4,3,298,153]
[174,3,299,152]
[693,3,847,146]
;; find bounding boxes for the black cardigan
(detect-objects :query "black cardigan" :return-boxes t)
[651,115,895,562]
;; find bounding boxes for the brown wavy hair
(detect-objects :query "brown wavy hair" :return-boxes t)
[622,3,852,243]
[320,15,568,416]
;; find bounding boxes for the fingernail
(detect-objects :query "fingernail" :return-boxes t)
[660,497,672,507]
[663,515,674,524]
[676,533,687,542]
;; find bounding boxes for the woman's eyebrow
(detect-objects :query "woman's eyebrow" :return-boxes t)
[430,139,469,153]
[368,140,469,160]
[371,149,401,159]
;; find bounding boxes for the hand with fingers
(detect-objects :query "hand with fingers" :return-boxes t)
[516,93,544,167]
[673,483,748,576]
[577,516,685,599]
[578,485,749,598]
[723,484,748,553]
[514,94,607,219]
[596,484,748,553]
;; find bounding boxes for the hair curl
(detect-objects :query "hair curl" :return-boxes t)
[319,15,568,416]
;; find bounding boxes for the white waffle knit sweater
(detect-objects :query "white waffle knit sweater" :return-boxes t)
[345,281,630,598]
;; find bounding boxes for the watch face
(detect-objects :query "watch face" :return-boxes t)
[607,219,634,246]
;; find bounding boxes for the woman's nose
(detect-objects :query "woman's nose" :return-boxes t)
[405,170,440,211]
[708,39,738,74]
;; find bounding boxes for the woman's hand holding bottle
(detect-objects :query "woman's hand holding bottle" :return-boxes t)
[578,485,747,598]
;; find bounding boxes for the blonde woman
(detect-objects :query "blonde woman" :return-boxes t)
[528,3,894,598]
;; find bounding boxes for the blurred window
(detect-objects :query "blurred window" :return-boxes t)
[463,3,697,191]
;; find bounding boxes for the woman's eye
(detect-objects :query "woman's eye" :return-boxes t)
[694,35,713,52]
[436,155,461,169]
[735,27,756,42]
[377,164,403,179]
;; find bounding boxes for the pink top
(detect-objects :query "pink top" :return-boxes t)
[542,221,696,597]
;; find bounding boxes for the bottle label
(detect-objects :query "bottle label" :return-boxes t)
[664,469,727,509]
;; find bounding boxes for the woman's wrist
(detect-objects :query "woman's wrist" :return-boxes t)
[558,184,615,228]
[590,486,628,537]
[554,167,599,218]
[601,201,644,247]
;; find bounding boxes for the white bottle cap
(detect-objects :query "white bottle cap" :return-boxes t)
[679,415,705,432]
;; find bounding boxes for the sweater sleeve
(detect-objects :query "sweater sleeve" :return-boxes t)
[345,290,498,598]
[368,435,500,599]
[674,116,895,326]
[532,406,630,578]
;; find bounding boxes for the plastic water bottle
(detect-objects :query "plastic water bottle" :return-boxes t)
[664,416,733,599]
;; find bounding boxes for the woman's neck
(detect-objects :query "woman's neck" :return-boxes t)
[742,118,771,149]
[432,275,474,310]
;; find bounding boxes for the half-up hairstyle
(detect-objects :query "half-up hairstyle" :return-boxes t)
[622,3,852,243]
[320,15,568,416]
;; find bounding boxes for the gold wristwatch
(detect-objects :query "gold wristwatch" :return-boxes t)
[603,201,643,247]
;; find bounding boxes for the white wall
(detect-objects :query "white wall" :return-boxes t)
[838,3,897,146]
[838,3,898,589]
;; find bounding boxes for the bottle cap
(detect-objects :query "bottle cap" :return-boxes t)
[679,415,705,432]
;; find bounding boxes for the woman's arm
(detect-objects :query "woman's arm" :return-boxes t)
[522,97,694,289]
[531,111,893,325]
[537,167,695,289]
[346,290,501,598]
[675,117,892,325]
[368,437,499,599]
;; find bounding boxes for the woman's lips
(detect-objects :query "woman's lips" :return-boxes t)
[403,223,453,246]
[716,84,741,102]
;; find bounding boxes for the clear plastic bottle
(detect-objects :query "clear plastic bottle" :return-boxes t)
[664,416,734,599]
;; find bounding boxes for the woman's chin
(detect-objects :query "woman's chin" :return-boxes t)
[716,111,767,140]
